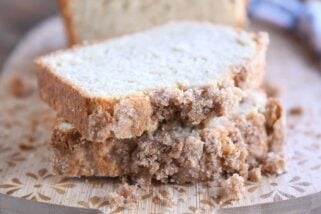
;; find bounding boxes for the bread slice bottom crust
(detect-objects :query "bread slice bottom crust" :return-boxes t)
[51,97,285,196]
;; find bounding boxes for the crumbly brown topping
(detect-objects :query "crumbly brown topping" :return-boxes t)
[51,98,286,201]
[87,85,244,142]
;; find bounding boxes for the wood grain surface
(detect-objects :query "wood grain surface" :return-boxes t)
[0,0,57,70]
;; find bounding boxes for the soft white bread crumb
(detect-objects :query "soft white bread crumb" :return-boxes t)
[37,22,263,99]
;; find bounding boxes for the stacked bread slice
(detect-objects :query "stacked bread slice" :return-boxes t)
[36,22,285,199]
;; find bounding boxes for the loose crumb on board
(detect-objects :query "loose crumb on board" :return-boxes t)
[288,106,304,116]
[221,174,245,201]
[188,206,206,213]
[152,188,177,207]
[8,75,34,98]
[18,143,35,151]
[110,207,125,214]
[106,183,141,209]
[200,199,215,207]
[141,191,153,200]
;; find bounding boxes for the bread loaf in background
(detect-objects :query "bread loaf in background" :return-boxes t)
[58,0,248,45]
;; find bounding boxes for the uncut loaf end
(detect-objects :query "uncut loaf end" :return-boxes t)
[59,0,248,44]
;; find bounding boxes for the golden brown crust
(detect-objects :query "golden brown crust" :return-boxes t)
[58,0,79,45]
[36,61,91,139]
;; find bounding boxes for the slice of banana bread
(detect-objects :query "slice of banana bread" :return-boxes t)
[36,22,268,142]
[51,91,285,188]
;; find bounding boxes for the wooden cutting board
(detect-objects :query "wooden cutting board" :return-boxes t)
[1,17,321,214]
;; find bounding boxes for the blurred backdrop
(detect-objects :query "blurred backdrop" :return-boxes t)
[0,0,57,69]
